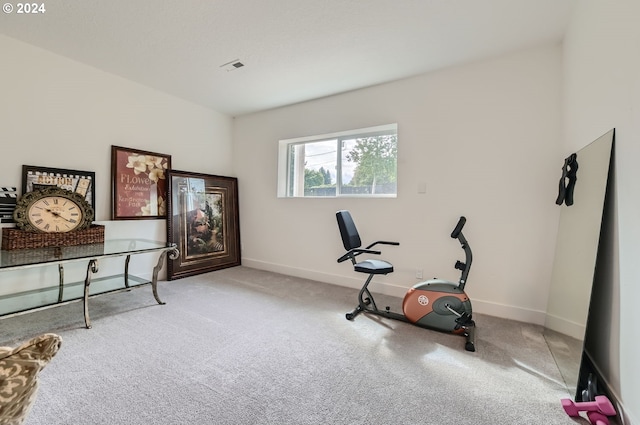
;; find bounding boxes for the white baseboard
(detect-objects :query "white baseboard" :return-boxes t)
[582,349,631,425]
[241,258,548,325]
[472,299,547,326]
[544,313,587,341]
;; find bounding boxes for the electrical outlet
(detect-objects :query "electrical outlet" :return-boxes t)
[415,269,423,279]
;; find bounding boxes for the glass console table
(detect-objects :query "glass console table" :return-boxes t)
[0,239,179,328]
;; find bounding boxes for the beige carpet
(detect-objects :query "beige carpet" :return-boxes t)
[0,266,583,425]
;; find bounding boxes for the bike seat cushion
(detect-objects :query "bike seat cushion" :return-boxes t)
[354,259,394,275]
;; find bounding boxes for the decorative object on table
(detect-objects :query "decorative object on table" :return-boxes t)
[0,186,17,224]
[13,186,93,233]
[111,145,171,220]
[2,187,103,250]
[1,226,105,250]
[0,333,62,425]
[166,170,240,280]
[22,165,96,209]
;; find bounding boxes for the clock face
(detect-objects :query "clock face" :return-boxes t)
[14,186,94,233]
[27,196,84,233]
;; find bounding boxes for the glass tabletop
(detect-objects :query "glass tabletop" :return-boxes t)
[0,239,173,270]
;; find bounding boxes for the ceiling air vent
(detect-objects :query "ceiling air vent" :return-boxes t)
[220,59,245,72]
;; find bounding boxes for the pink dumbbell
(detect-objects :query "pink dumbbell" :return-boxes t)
[587,411,610,425]
[561,395,616,417]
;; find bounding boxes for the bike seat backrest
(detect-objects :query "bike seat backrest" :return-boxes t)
[336,210,362,251]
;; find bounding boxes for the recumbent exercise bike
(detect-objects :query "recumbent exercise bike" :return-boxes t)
[336,210,476,352]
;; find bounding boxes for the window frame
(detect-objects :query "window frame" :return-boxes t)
[277,123,398,198]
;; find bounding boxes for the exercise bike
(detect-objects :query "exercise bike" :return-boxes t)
[336,210,476,352]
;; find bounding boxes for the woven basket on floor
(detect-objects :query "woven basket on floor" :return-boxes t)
[1,225,105,250]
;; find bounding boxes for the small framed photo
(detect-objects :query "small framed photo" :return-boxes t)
[166,170,241,280]
[111,145,171,220]
[22,165,96,208]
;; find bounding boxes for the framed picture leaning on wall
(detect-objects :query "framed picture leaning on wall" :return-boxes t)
[111,145,171,220]
[166,170,240,280]
[22,165,96,209]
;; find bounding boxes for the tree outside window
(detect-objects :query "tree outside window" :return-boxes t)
[278,124,397,198]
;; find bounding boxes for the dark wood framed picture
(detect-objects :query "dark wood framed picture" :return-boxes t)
[22,165,96,209]
[166,170,240,280]
[111,145,171,220]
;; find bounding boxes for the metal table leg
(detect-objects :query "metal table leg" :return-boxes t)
[124,255,131,288]
[83,259,99,329]
[58,264,64,303]
[150,247,179,305]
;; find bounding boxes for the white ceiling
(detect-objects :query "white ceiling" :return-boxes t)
[0,0,576,117]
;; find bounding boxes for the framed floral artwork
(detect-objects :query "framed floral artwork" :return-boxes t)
[166,170,240,280]
[110,146,171,220]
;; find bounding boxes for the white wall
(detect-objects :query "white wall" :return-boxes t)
[563,1,640,422]
[0,35,233,294]
[2,7,635,420]
[233,44,563,325]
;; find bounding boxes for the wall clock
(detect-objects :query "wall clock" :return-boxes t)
[13,186,94,233]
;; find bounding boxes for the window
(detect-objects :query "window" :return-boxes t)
[277,124,397,198]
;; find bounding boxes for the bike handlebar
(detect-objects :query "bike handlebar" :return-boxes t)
[365,240,400,249]
[451,216,466,239]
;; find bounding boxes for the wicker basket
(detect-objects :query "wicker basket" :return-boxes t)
[1,225,105,250]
